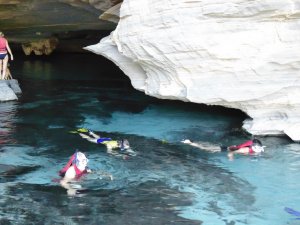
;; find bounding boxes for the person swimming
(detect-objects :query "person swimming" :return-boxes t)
[182,138,265,160]
[78,130,131,152]
[59,151,90,180]
[59,151,91,196]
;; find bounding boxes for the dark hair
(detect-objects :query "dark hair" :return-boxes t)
[252,138,262,146]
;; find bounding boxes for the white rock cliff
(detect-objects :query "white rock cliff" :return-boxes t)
[85,0,300,141]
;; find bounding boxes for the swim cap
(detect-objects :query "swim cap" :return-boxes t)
[74,152,88,170]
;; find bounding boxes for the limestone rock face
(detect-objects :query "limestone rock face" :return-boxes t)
[99,2,122,23]
[0,0,117,43]
[86,0,300,141]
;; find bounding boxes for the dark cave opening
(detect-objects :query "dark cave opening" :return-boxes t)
[7,29,247,123]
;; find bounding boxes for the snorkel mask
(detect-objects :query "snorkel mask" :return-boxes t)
[119,139,130,151]
[252,138,265,153]
[252,145,265,153]
[74,152,88,170]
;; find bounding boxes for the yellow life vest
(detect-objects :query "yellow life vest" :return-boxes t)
[102,140,119,149]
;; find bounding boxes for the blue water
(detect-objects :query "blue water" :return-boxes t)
[0,54,299,225]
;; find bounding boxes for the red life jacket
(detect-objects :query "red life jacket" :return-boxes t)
[0,37,7,53]
[59,153,87,179]
[236,140,254,154]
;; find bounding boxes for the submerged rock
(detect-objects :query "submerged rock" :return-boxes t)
[86,0,300,141]
[0,80,21,102]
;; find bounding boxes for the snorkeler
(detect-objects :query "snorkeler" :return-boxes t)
[78,130,131,152]
[59,151,91,180]
[59,151,91,196]
[182,138,265,159]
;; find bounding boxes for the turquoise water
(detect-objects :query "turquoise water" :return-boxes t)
[0,54,299,225]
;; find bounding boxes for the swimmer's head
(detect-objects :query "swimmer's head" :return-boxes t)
[252,138,265,153]
[252,145,265,153]
[252,138,262,146]
[74,152,88,170]
[182,139,192,144]
[119,139,130,151]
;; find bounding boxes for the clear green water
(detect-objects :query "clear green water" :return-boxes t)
[0,54,299,225]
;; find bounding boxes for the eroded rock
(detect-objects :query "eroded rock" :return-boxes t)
[22,38,59,56]
[86,0,300,141]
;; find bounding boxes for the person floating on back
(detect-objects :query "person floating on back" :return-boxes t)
[0,32,14,80]
[182,138,265,160]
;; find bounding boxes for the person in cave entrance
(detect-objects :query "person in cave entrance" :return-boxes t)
[0,32,14,80]
[181,138,265,160]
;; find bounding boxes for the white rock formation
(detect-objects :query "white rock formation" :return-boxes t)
[85,0,300,141]
[0,80,21,101]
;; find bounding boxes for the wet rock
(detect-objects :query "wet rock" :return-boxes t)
[0,80,18,101]
[100,2,121,23]
[0,0,118,43]
[6,79,22,95]
[21,38,59,56]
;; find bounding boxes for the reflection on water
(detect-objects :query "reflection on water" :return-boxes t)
[0,54,299,225]
[22,60,53,80]
[0,102,18,145]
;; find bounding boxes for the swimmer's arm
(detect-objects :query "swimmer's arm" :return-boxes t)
[182,141,206,149]
[186,141,221,152]
[227,147,250,160]
[188,142,204,148]
[233,147,250,154]
[88,130,100,139]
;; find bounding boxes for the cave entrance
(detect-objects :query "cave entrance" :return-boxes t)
[10,30,132,89]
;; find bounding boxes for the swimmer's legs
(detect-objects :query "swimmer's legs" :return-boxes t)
[1,56,8,80]
[79,133,98,144]
[220,146,229,152]
[88,130,100,139]
[190,141,222,152]
[60,179,82,196]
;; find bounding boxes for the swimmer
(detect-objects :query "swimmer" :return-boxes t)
[182,138,265,160]
[79,130,131,153]
[59,151,91,195]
